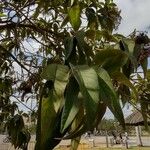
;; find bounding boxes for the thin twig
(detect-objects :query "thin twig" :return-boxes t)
[12,95,34,112]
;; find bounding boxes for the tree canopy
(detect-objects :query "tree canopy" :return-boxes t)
[0,0,150,150]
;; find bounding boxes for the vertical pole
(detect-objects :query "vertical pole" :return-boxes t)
[135,126,143,146]
[105,130,109,148]
[125,132,128,149]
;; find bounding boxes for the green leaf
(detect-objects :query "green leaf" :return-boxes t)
[71,65,100,129]
[121,39,135,55]
[133,44,142,60]
[71,136,81,150]
[140,100,149,131]
[64,37,77,65]
[61,77,80,133]
[64,124,86,139]
[140,58,148,79]
[71,137,81,150]
[94,102,107,127]
[41,64,69,81]
[63,94,86,139]
[147,69,150,81]
[40,90,57,148]
[38,64,69,149]
[70,105,82,150]
[111,71,138,99]
[94,49,128,72]
[68,4,81,31]
[96,68,125,128]
[42,64,69,111]
[5,115,30,149]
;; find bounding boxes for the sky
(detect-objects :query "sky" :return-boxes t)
[115,0,150,35]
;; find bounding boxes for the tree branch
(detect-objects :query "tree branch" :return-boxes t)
[12,95,34,112]
[0,45,32,74]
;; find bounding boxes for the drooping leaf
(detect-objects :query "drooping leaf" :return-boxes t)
[111,71,138,99]
[71,65,100,129]
[94,49,128,72]
[133,44,142,60]
[36,64,69,149]
[64,37,77,65]
[64,124,86,139]
[120,39,135,54]
[61,77,80,133]
[140,58,148,79]
[41,64,69,111]
[70,104,83,150]
[63,93,86,139]
[94,102,107,128]
[39,84,57,149]
[41,64,69,81]
[71,136,81,150]
[140,100,149,131]
[68,4,81,31]
[5,115,30,150]
[96,68,125,128]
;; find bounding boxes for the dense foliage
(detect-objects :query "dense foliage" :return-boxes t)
[0,0,150,149]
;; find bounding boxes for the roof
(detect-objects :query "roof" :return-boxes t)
[125,110,150,126]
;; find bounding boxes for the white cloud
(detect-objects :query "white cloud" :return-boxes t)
[114,0,150,35]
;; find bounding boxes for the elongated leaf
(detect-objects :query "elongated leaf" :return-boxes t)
[94,49,128,72]
[61,77,80,133]
[111,71,138,99]
[68,4,81,31]
[41,64,69,111]
[71,65,100,129]
[64,37,77,65]
[94,102,107,127]
[41,64,69,81]
[40,89,57,149]
[70,105,82,150]
[63,94,86,139]
[64,124,86,139]
[140,100,149,131]
[121,39,135,54]
[96,68,125,128]
[37,64,69,149]
[71,137,81,150]
[64,114,86,139]
[140,58,148,79]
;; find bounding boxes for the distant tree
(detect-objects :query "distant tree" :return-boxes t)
[98,118,134,135]
[98,118,116,132]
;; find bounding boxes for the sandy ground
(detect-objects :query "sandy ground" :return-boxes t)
[0,135,150,150]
